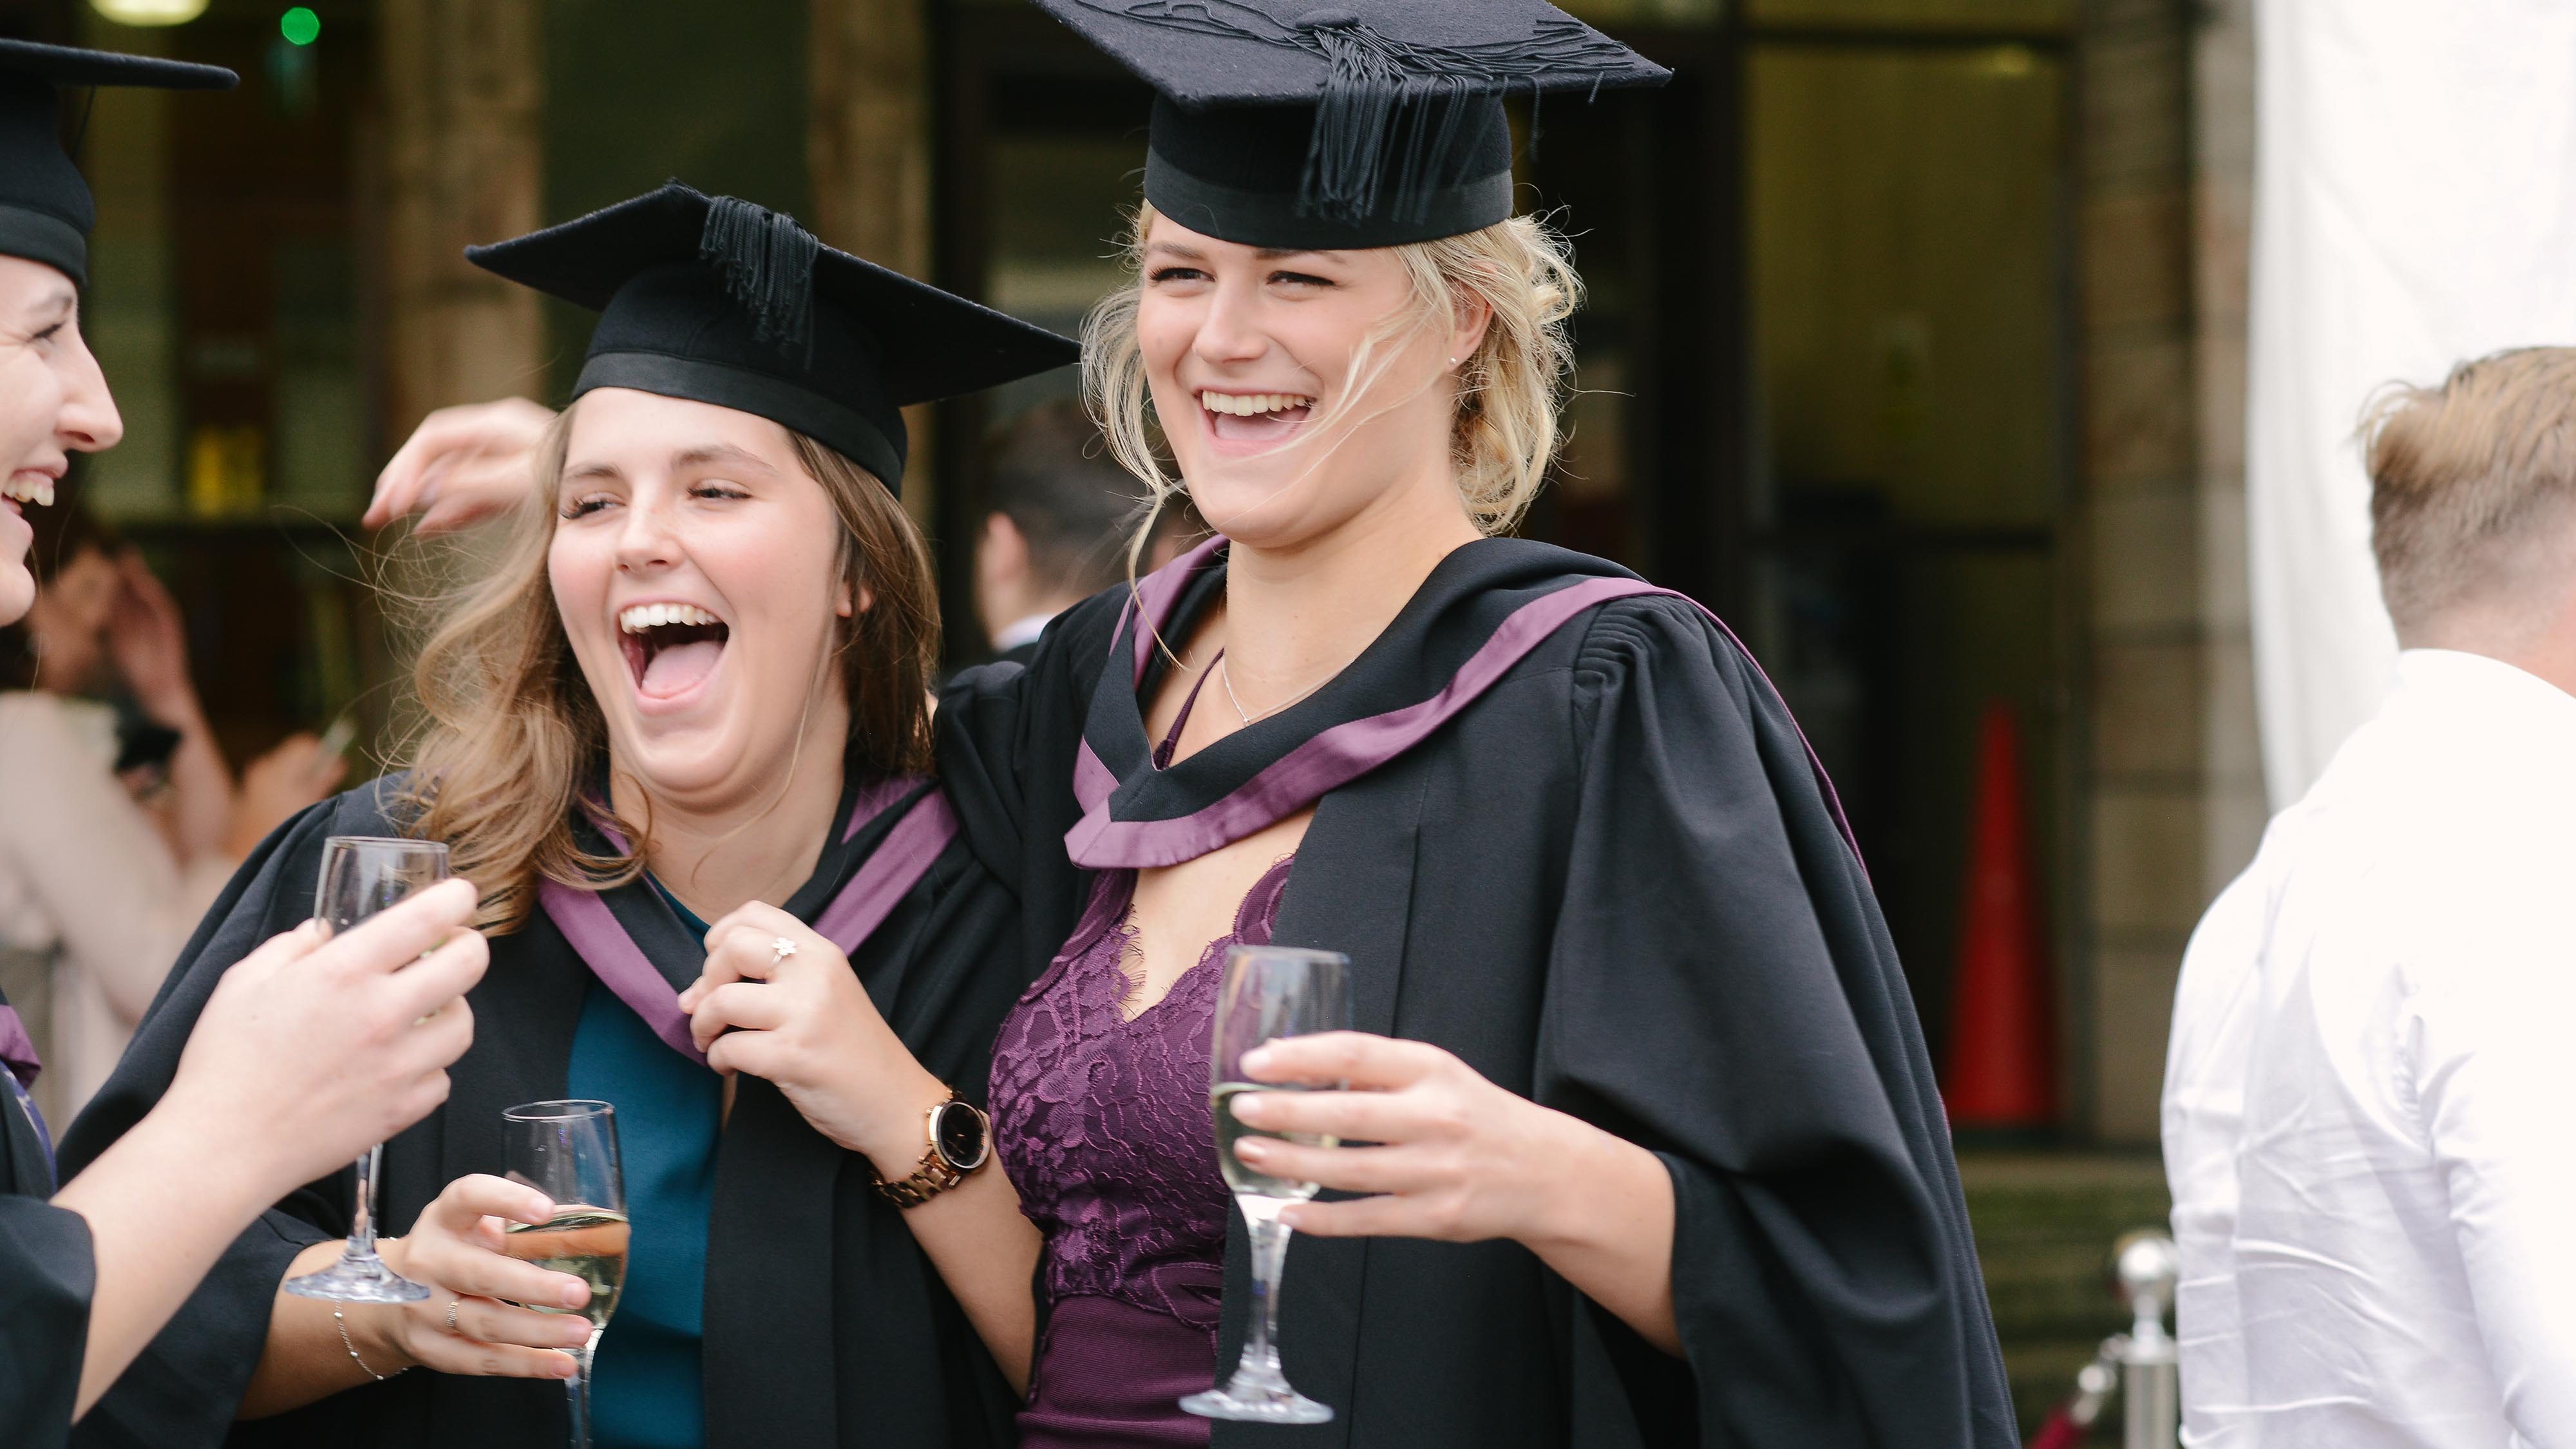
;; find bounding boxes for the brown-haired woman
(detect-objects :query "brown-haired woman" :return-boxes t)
[59,184,1074,1449]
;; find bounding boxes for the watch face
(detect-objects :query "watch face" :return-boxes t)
[932,1101,990,1171]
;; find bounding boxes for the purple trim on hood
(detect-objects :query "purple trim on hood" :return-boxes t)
[540,881,706,1063]
[3,1051,54,1189]
[0,1004,39,1084]
[1066,576,1862,873]
[539,775,956,1066]
[1074,737,1120,814]
[844,772,922,842]
[813,790,958,949]
[1121,534,1228,688]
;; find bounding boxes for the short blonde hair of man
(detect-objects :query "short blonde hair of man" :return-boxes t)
[1082,203,1582,567]
[2363,346,2576,634]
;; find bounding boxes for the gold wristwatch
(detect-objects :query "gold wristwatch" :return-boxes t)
[872,1092,991,1208]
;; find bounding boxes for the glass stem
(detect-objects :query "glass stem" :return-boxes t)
[347,1142,382,1260]
[567,1338,598,1449]
[1241,1206,1293,1383]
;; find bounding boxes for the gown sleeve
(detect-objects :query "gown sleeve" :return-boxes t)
[1551,596,2016,1448]
[934,658,1034,879]
[55,795,366,1449]
[934,587,1125,891]
[0,1194,94,1449]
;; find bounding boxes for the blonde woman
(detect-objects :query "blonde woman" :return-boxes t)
[61,185,1072,1449]
[671,6,2020,1449]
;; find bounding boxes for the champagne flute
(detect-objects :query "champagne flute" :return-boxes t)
[281,836,451,1303]
[1181,943,1350,1425]
[502,1099,628,1449]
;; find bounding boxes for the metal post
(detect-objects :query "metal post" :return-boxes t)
[2112,1232,2179,1449]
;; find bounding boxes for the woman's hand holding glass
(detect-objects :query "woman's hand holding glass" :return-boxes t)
[1226,1032,1683,1354]
[355,1175,594,1381]
[1223,1033,1591,1246]
[152,878,486,1206]
[677,902,945,1171]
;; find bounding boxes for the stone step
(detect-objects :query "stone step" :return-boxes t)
[1960,1151,2174,1439]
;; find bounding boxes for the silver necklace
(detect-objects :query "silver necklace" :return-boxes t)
[1217,649,1337,726]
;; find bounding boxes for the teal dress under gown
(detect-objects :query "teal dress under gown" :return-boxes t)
[563,881,722,1449]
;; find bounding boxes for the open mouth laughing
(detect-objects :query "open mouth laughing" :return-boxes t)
[1198,389,1314,446]
[2,475,58,509]
[618,600,730,706]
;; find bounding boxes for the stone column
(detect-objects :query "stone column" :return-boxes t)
[2075,0,2197,1142]
[377,0,544,434]
[2073,0,2263,1142]
[809,0,940,532]
[2190,0,2266,902]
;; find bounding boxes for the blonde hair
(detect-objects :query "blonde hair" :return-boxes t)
[1082,203,1582,557]
[2362,346,2576,633]
[392,398,940,932]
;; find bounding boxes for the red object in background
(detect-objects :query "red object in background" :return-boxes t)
[2023,1408,2089,1449]
[1942,702,2057,1128]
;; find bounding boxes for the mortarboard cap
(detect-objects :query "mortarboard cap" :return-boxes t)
[467,183,1079,494]
[1032,0,1669,249]
[0,40,235,290]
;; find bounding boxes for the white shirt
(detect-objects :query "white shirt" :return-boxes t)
[2163,649,2576,1448]
[0,692,229,1125]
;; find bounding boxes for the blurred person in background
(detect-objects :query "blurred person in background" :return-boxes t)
[0,40,489,1449]
[974,400,1135,665]
[2164,346,2576,1447]
[0,496,344,1123]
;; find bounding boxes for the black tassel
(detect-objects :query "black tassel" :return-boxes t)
[1082,0,1635,224]
[698,195,820,363]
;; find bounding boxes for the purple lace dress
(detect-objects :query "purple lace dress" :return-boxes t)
[989,833,1292,1444]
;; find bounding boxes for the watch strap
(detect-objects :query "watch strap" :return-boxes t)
[871,1094,987,1209]
[874,1147,969,1208]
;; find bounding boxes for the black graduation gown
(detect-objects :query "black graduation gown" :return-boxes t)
[2,1010,92,1449]
[56,773,1027,1449]
[937,536,2018,1449]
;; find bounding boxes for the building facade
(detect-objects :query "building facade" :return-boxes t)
[4,0,2266,1145]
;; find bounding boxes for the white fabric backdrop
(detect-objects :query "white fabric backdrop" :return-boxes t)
[2248,0,2576,808]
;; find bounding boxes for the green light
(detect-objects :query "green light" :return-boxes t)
[279,6,319,44]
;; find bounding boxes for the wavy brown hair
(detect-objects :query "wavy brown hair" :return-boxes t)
[393,399,940,933]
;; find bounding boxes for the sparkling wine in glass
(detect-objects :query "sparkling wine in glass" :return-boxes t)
[503,1099,627,1449]
[1181,943,1350,1425]
[281,836,451,1304]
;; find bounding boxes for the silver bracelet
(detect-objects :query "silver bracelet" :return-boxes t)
[334,1307,393,1381]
